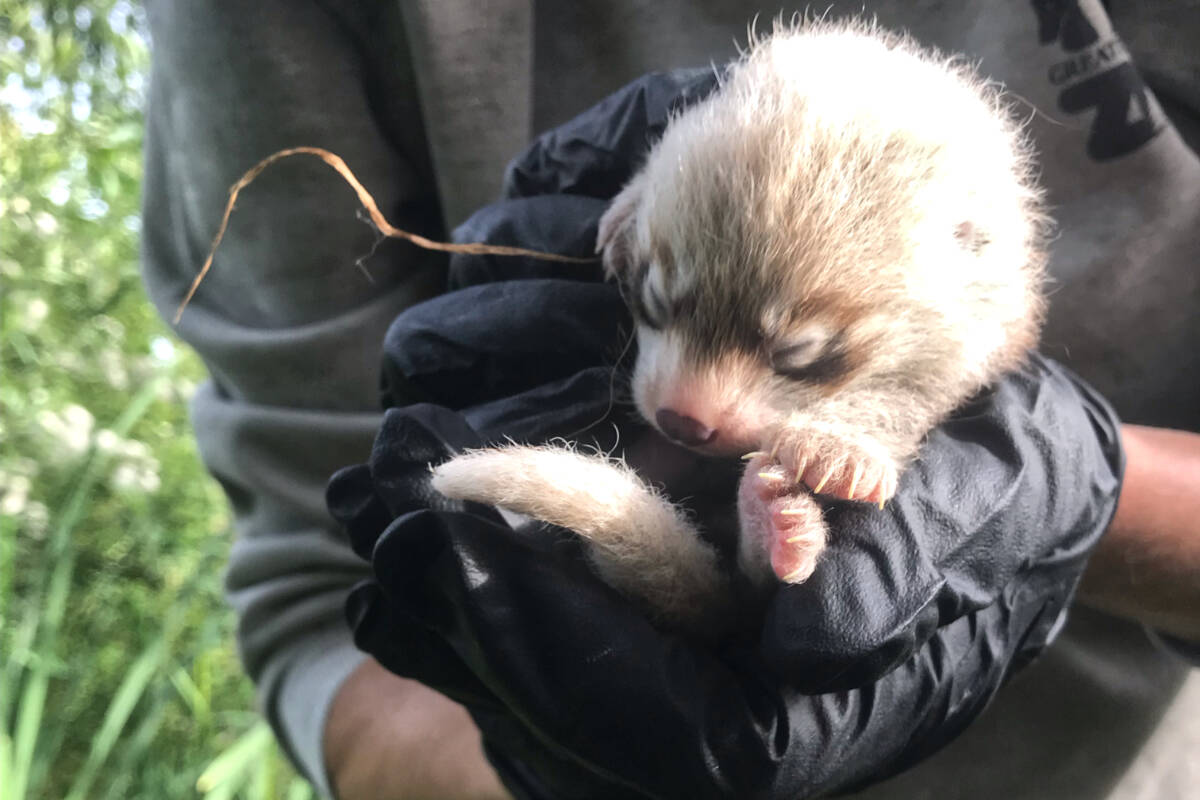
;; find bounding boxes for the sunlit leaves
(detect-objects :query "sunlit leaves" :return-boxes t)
[1,1,307,797]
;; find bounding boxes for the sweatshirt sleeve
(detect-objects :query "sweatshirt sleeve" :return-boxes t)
[139,2,444,794]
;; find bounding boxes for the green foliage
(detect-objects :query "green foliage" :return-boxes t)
[1,2,310,797]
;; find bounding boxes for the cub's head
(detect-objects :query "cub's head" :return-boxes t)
[598,167,888,458]
[596,23,1045,457]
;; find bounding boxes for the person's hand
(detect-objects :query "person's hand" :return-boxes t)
[325,69,1124,797]
[327,365,1121,799]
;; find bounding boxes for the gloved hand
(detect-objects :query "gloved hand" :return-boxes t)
[326,69,1125,798]
[327,369,1121,799]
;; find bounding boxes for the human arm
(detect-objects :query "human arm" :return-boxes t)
[1078,424,1200,642]
[323,660,510,800]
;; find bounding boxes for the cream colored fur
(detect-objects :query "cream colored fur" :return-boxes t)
[430,445,733,633]
[612,19,1045,454]
[431,19,1046,633]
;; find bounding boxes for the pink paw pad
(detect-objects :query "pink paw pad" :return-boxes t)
[741,456,827,584]
[768,495,825,583]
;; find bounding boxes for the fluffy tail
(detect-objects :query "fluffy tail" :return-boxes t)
[431,445,731,633]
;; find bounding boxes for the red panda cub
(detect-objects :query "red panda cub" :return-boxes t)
[430,20,1046,636]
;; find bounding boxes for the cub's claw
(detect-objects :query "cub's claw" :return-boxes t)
[811,465,836,494]
[768,422,899,505]
[737,454,828,587]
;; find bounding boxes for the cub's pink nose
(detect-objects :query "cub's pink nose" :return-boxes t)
[655,409,716,447]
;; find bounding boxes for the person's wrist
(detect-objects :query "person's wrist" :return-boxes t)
[324,659,511,800]
[1077,424,1200,640]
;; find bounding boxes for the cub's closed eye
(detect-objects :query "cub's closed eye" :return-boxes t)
[641,284,670,329]
[770,332,845,382]
[630,263,670,330]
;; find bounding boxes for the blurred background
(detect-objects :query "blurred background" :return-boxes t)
[1,2,311,797]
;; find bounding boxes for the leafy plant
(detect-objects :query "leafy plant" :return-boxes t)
[1,2,310,797]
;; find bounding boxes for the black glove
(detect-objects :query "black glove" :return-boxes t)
[326,69,1125,798]
[328,370,1121,799]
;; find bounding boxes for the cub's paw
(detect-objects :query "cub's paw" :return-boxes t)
[766,422,898,505]
[738,457,827,586]
[766,491,826,584]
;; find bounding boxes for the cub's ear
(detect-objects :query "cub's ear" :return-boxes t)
[596,173,645,281]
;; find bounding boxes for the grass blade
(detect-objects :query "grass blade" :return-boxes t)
[3,377,166,800]
[196,721,275,796]
[98,697,169,800]
[169,664,211,721]
[63,639,164,800]
[285,777,315,800]
[7,549,69,800]
[0,730,14,800]
[248,741,277,800]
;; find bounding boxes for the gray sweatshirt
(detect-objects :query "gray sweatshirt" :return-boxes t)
[141,1,1199,797]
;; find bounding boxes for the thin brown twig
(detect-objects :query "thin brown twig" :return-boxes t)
[173,146,599,324]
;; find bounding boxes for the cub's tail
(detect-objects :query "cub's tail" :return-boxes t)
[431,445,730,633]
